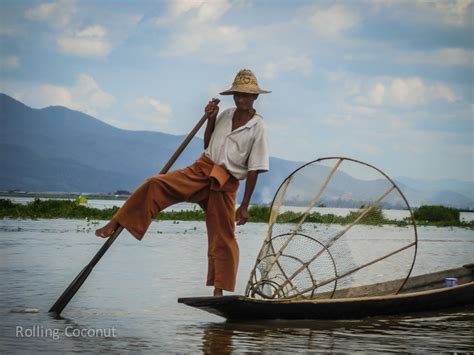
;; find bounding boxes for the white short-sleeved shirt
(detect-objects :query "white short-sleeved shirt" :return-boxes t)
[204,108,269,180]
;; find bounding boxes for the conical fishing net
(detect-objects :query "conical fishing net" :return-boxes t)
[245,157,418,300]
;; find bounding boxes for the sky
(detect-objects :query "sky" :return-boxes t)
[1,0,473,181]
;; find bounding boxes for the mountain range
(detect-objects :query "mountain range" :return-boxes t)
[1,93,472,209]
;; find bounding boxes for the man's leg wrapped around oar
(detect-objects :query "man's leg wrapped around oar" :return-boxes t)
[99,154,241,292]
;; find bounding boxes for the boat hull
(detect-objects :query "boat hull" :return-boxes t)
[178,266,474,320]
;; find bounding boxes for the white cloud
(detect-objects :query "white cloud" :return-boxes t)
[123,97,173,131]
[144,97,172,117]
[71,74,115,114]
[420,0,472,27]
[25,2,139,58]
[308,4,360,37]
[190,0,231,24]
[57,25,111,57]
[396,48,474,66]
[262,54,313,81]
[156,0,231,26]
[370,0,473,28]
[156,0,247,56]
[24,0,76,28]
[161,24,246,56]
[359,77,458,106]
[168,0,204,17]
[2,55,20,70]
[76,25,106,38]
[34,84,74,108]
[214,26,246,53]
[13,74,114,117]
[369,83,386,106]
[430,84,458,103]
[389,78,426,105]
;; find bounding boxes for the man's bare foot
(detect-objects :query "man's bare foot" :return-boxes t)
[95,219,119,238]
[213,288,223,297]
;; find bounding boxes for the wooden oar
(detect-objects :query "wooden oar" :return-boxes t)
[49,99,220,315]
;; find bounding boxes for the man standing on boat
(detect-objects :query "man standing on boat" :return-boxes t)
[95,69,270,297]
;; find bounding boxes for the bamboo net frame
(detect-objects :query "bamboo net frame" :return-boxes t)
[245,157,418,300]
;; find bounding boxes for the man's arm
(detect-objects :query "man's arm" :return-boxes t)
[236,170,259,225]
[237,119,269,225]
[203,100,219,149]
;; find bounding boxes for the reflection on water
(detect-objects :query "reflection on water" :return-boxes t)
[183,310,474,353]
[0,218,473,352]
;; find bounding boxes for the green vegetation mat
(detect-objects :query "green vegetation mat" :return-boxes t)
[0,199,472,229]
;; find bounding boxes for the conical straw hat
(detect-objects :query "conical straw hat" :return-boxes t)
[220,69,271,95]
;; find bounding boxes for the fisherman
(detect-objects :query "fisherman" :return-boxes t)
[95,69,270,297]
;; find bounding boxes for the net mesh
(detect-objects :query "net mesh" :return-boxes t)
[245,158,418,300]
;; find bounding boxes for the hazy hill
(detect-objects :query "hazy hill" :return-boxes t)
[395,176,473,208]
[0,93,299,202]
[1,93,472,209]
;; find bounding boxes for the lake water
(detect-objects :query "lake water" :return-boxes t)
[0,217,473,353]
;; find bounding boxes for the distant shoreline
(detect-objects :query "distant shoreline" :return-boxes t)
[0,192,129,201]
[1,192,473,212]
[1,198,473,229]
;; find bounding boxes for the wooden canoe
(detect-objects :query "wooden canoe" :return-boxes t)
[178,264,474,320]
